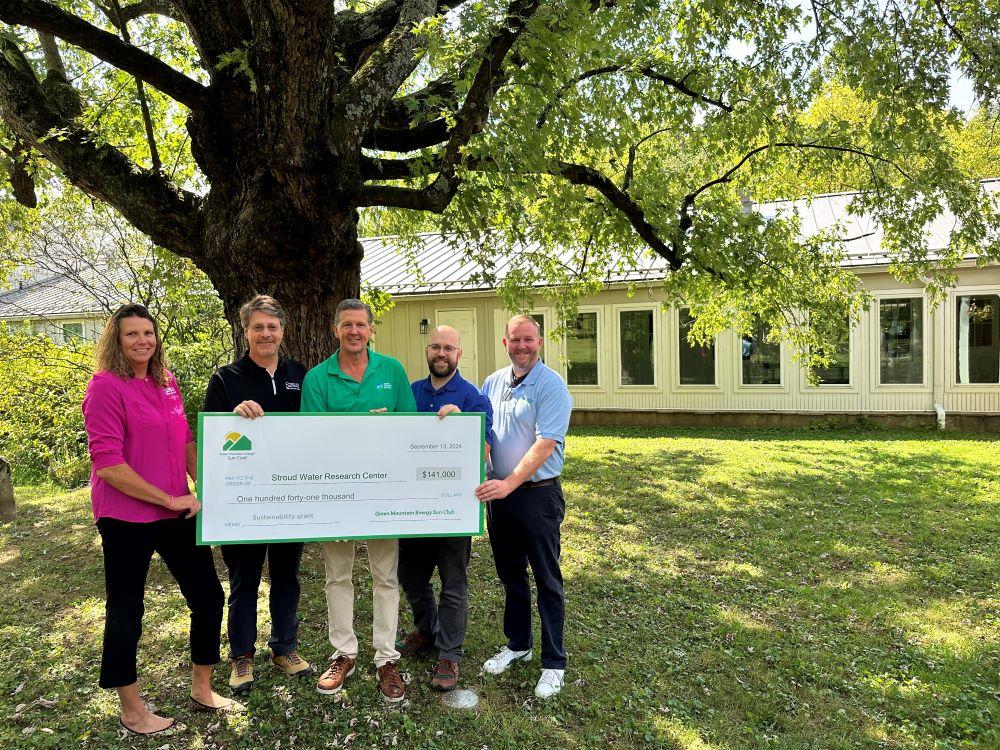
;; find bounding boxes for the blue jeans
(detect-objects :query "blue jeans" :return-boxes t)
[486,481,566,669]
[221,542,304,658]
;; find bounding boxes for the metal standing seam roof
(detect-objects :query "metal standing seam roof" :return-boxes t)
[0,265,125,319]
[766,178,1000,267]
[3,179,998,317]
[359,179,1000,294]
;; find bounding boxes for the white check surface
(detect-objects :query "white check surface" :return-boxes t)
[198,414,484,544]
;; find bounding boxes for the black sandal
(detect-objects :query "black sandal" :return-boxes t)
[189,695,244,714]
[119,717,185,736]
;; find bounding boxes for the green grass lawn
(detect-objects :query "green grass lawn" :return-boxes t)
[1,427,998,750]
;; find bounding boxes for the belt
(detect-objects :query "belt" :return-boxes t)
[520,477,559,489]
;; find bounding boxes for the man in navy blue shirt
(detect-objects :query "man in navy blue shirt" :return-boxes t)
[397,325,493,691]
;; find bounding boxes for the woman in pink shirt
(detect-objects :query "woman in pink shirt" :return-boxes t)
[83,304,237,735]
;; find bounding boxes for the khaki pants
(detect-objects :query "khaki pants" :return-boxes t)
[322,539,401,666]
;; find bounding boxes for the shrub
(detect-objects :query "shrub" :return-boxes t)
[0,330,91,484]
[0,328,230,486]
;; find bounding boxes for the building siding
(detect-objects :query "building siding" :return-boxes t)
[374,267,1000,417]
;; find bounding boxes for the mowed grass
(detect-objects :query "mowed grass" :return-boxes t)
[1,427,998,750]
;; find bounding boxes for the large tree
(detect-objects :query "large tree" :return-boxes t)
[0,0,998,365]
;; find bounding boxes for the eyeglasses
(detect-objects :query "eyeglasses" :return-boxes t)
[427,344,459,354]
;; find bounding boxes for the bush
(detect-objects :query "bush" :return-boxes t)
[0,328,230,486]
[0,330,91,484]
[165,337,231,428]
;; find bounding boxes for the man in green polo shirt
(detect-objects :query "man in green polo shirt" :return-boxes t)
[301,298,417,704]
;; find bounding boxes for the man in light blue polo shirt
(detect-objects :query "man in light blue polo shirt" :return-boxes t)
[475,314,572,699]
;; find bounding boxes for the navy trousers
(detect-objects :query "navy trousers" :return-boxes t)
[221,542,304,658]
[97,515,223,688]
[486,481,566,669]
[398,535,472,662]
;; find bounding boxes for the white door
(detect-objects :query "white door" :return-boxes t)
[436,308,478,384]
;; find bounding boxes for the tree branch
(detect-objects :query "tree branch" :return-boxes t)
[361,118,451,151]
[623,127,670,191]
[356,0,541,209]
[0,35,203,258]
[96,0,182,27]
[930,0,984,68]
[676,140,911,258]
[117,0,181,24]
[537,64,732,128]
[169,0,251,72]
[372,64,467,129]
[328,0,438,148]
[0,0,209,110]
[355,180,456,211]
[333,0,468,69]
[108,0,161,171]
[427,0,541,189]
[554,160,681,270]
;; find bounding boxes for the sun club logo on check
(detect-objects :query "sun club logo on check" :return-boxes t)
[222,432,253,452]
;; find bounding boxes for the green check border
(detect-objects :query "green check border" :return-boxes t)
[196,412,486,546]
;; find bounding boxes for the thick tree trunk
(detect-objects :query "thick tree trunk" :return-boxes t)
[195,176,364,368]
[0,457,14,522]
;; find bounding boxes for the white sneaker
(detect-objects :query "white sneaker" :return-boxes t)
[534,668,565,699]
[482,647,532,675]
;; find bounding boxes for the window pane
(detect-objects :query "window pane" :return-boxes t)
[813,320,851,385]
[619,310,654,385]
[956,295,1000,384]
[678,309,715,385]
[62,322,84,341]
[567,312,598,385]
[531,314,545,363]
[879,298,923,384]
[741,320,780,385]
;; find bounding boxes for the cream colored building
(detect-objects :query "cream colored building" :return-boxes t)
[364,183,1000,429]
[370,265,1000,429]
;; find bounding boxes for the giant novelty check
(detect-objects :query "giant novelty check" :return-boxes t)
[196,413,485,545]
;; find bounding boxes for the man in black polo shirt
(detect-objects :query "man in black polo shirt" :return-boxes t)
[204,295,311,694]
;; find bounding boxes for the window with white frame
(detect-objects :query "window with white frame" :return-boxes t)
[811,318,851,385]
[566,312,598,385]
[741,319,780,385]
[530,313,546,364]
[678,308,715,385]
[619,309,654,385]
[62,322,84,342]
[956,294,1000,384]
[878,298,923,384]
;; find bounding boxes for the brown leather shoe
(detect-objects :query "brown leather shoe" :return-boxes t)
[395,629,433,658]
[316,655,356,695]
[377,661,405,703]
[430,659,459,691]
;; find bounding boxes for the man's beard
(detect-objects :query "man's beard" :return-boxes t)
[429,358,457,378]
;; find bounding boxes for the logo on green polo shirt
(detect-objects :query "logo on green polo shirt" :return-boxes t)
[223,432,253,451]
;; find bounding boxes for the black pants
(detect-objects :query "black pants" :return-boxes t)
[397,536,471,662]
[221,542,304,659]
[96,515,224,688]
[486,481,566,669]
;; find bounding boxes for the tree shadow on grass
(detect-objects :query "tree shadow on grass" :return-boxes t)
[2,430,997,750]
[557,430,999,748]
